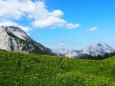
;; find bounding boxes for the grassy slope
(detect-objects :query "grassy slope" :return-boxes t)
[0,51,115,86]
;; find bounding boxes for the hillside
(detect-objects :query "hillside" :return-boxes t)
[0,50,115,86]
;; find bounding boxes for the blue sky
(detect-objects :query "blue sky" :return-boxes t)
[0,0,115,50]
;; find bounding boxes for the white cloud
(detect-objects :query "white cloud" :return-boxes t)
[0,20,17,26]
[32,16,66,28]
[88,27,97,31]
[30,1,80,29]
[58,42,65,46]
[44,41,73,49]
[44,42,65,49]
[0,0,80,29]
[0,20,31,32]
[51,10,64,17]
[0,0,35,20]
[19,26,31,32]
[66,23,80,29]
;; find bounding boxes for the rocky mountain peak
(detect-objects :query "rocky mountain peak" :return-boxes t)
[0,26,29,40]
[0,26,54,55]
[82,43,114,56]
[54,43,114,58]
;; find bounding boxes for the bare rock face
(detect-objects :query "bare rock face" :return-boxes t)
[0,26,54,55]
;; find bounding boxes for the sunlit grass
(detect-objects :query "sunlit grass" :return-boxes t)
[0,50,115,86]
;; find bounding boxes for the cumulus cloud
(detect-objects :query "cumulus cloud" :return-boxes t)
[0,20,31,32]
[51,10,64,17]
[0,0,32,32]
[0,0,37,20]
[66,23,80,29]
[88,27,97,31]
[44,41,73,49]
[32,16,66,28]
[0,0,80,29]
[30,1,80,29]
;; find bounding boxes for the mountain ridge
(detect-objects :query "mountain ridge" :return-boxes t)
[54,43,114,58]
[0,26,114,57]
[0,26,54,55]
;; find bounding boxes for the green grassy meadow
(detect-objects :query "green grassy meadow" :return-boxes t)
[0,51,115,86]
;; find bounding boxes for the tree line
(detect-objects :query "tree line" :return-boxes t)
[80,52,115,60]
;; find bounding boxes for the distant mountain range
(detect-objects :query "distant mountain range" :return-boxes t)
[0,26,114,58]
[53,43,114,58]
[0,26,53,55]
